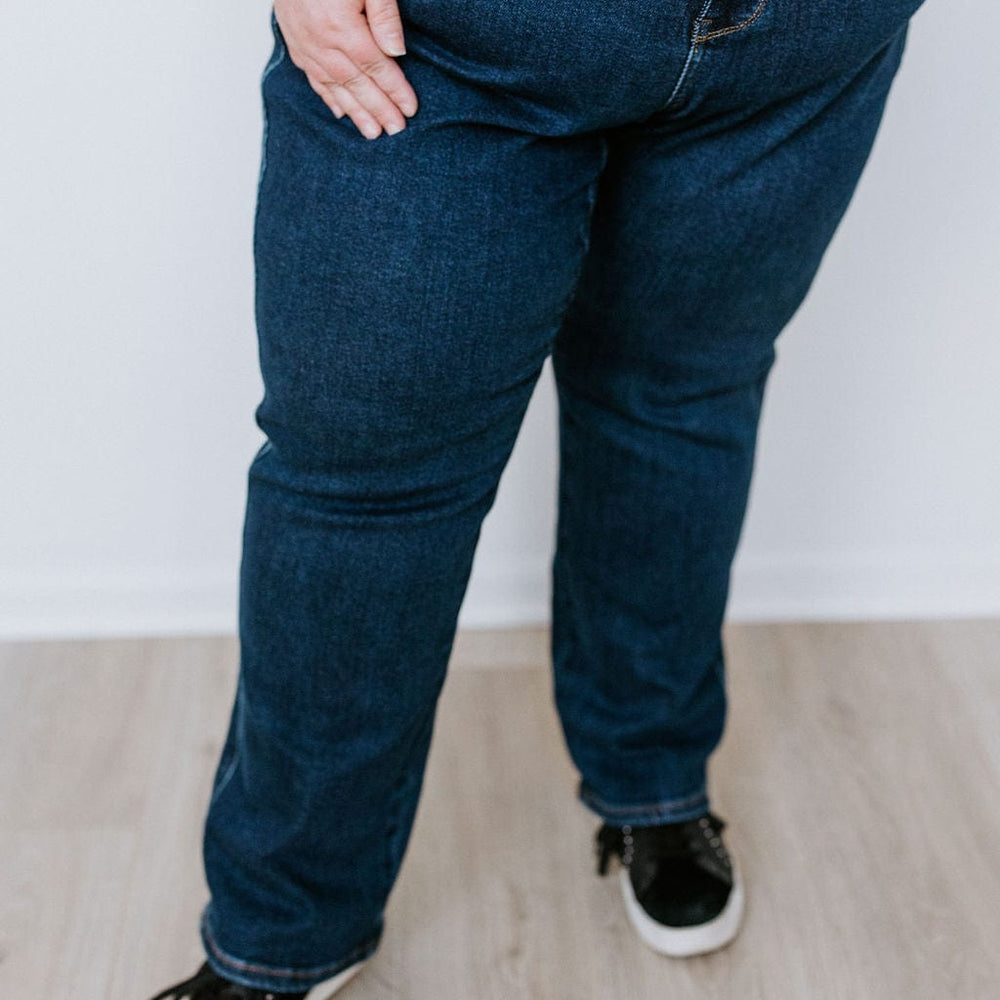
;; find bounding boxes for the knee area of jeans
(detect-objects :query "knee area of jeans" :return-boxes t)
[250,426,503,513]
[249,389,522,514]
[553,355,776,430]
[253,399,423,472]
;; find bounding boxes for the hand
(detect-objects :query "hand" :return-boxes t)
[273,0,418,139]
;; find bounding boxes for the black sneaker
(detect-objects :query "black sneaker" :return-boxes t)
[146,958,366,1000]
[595,810,745,957]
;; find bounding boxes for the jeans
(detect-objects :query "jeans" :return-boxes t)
[199,0,924,990]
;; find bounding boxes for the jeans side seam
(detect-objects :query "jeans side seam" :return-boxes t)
[257,15,287,187]
[207,747,240,809]
[379,711,429,901]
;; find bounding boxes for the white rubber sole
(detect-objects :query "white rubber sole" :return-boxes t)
[303,958,367,999]
[618,856,745,958]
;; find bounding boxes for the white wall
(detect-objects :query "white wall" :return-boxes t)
[1,0,997,641]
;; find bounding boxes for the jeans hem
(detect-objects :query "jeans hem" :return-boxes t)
[579,783,710,826]
[198,904,382,993]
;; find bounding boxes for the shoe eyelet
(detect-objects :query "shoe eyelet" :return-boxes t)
[621,825,634,865]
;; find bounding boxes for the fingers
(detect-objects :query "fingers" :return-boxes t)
[274,0,419,140]
[307,25,419,138]
[302,46,399,137]
[306,61,388,138]
[365,0,407,57]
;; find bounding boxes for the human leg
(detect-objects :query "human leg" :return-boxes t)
[550,2,919,826]
[195,12,609,994]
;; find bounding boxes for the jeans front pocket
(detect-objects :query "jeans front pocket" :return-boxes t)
[659,0,775,116]
[694,0,773,43]
[257,10,288,188]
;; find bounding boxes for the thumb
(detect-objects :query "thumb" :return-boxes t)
[365,0,407,57]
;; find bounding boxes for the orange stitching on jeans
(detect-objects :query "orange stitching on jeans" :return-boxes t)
[694,0,770,42]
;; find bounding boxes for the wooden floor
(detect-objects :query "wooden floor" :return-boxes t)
[1,620,998,999]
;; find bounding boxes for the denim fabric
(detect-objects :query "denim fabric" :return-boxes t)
[200,0,924,990]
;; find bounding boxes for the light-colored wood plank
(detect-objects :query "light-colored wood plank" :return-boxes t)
[0,622,997,999]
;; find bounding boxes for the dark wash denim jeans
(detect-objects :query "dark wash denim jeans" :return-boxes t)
[200,0,924,990]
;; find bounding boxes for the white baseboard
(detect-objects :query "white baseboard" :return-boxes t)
[728,549,1000,621]
[0,568,239,642]
[1,549,998,641]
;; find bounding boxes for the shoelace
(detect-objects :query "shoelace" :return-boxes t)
[595,810,729,876]
[145,960,302,1000]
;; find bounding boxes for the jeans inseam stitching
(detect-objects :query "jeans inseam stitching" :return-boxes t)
[201,907,379,982]
[662,0,715,111]
[694,0,771,43]
[582,786,708,817]
[552,156,606,338]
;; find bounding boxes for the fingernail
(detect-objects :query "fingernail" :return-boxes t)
[361,120,381,140]
[385,121,404,136]
[385,34,406,56]
[400,98,417,117]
